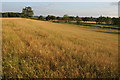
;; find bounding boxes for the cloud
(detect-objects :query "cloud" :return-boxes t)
[1,0,120,2]
[110,2,118,6]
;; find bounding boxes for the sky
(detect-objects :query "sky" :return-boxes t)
[1,0,119,2]
[1,2,119,17]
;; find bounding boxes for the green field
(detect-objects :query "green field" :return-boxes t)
[2,18,119,78]
[52,20,120,30]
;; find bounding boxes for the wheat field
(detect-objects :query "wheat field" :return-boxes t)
[2,18,119,78]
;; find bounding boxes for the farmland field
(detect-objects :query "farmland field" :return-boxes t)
[2,18,119,78]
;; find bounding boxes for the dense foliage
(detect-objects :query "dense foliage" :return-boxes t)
[1,6,34,18]
[22,7,34,17]
[38,15,120,26]
[0,12,23,17]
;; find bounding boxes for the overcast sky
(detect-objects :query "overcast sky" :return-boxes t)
[1,0,119,2]
[1,2,118,17]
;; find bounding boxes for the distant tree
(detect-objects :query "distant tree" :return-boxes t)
[0,13,2,17]
[75,16,82,24]
[50,15,56,20]
[56,16,61,20]
[92,17,97,22]
[1,12,22,17]
[105,17,112,24]
[22,6,34,17]
[96,16,106,24]
[8,12,16,17]
[38,15,44,20]
[63,14,70,22]
[63,14,68,18]
[46,15,51,21]
[118,17,120,26]
[2,13,8,17]
[112,17,120,26]
[95,16,112,24]
[45,15,56,21]
[82,17,92,22]
[69,16,75,21]
[90,16,96,21]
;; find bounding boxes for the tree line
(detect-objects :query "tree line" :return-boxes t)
[0,6,34,18]
[0,6,120,26]
[38,15,120,26]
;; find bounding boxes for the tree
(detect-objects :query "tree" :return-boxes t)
[0,13,2,17]
[38,15,44,20]
[95,16,112,24]
[46,15,51,21]
[69,16,75,21]
[50,15,56,20]
[96,16,106,24]
[45,15,56,21]
[56,16,62,20]
[90,16,96,21]
[63,14,70,22]
[1,12,22,17]
[75,16,82,24]
[82,17,92,22]
[112,17,120,26]
[105,17,112,24]
[2,13,8,17]
[22,6,34,17]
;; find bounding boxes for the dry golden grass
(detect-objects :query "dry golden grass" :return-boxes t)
[2,18,119,78]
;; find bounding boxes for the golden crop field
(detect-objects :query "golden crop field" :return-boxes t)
[2,18,119,78]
